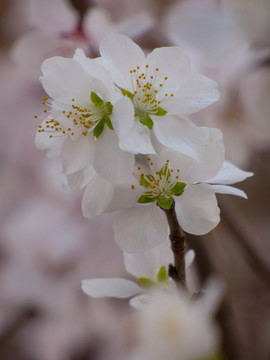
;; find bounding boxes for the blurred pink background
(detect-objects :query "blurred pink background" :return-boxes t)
[0,1,269,359]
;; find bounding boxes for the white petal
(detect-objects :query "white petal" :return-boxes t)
[35,117,65,158]
[124,241,173,279]
[73,48,117,100]
[82,172,115,219]
[204,184,248,199]
[145,46,191,93]
[200,276,226,316]
[94,128,134,184]
[113,205,168,253]
[208,160,253,185]
[162,73,219,114]
[65,165,94,191]
[153,115,206,161]
[111,97,156,154]
[129,294,150,308]
[157,126,224,183]
[81,278,142,298]
[105,178,141,213]
[185,249,195,269]
[61,135,95,175]
[100,33,145,88]
[40,56,98,104]
[175,184,220,235]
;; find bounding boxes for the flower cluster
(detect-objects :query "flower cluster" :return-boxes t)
[35,33,253,360]
[35,33,252,254]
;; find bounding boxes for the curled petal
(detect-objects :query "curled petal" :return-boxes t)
[208,160,253,185]
[204,184,248,199]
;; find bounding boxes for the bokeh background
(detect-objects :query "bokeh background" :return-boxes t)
[0,0,269,359]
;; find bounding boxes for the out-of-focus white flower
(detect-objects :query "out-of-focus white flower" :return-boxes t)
[35,48,135,184]
[113,143,252,252]
[81,241,195,307]
[131,287,220,360]
[11,31,88,80]
[227,0,270,48]
[164,0,245,66]
[99,33,220,160]
[27,0,79,36]
[83,7,153,51]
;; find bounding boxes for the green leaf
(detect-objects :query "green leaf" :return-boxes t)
[171,182,186,196]
[93,120,105,138]
[153,107,167,116]
[105,116,114,130]
[121,88,134,101]
[138,277,156,289]
[158,197,173,210]
[105,102,113,115]
[137,195,156,204]
[140,114,154,130]
[91,92,104,107]
[157,266,169,283]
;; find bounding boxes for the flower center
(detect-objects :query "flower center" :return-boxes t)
[37,92,113,139]
[132,157,186,210]
[121,65,174,129]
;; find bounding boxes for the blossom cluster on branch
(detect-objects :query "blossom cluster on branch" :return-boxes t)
[35,33,252,250]
[35,33,252,360]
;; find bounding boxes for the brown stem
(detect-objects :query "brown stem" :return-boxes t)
[162,201,186,287]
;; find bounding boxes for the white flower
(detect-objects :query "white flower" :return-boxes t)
[35,48,135,184]
[99,33,220,161]
[113,134,253,252]
[132,287,220,360]
[83,7,153,52]
[81,241,195,307]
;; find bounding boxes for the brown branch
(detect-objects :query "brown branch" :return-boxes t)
[162,201,186,287]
